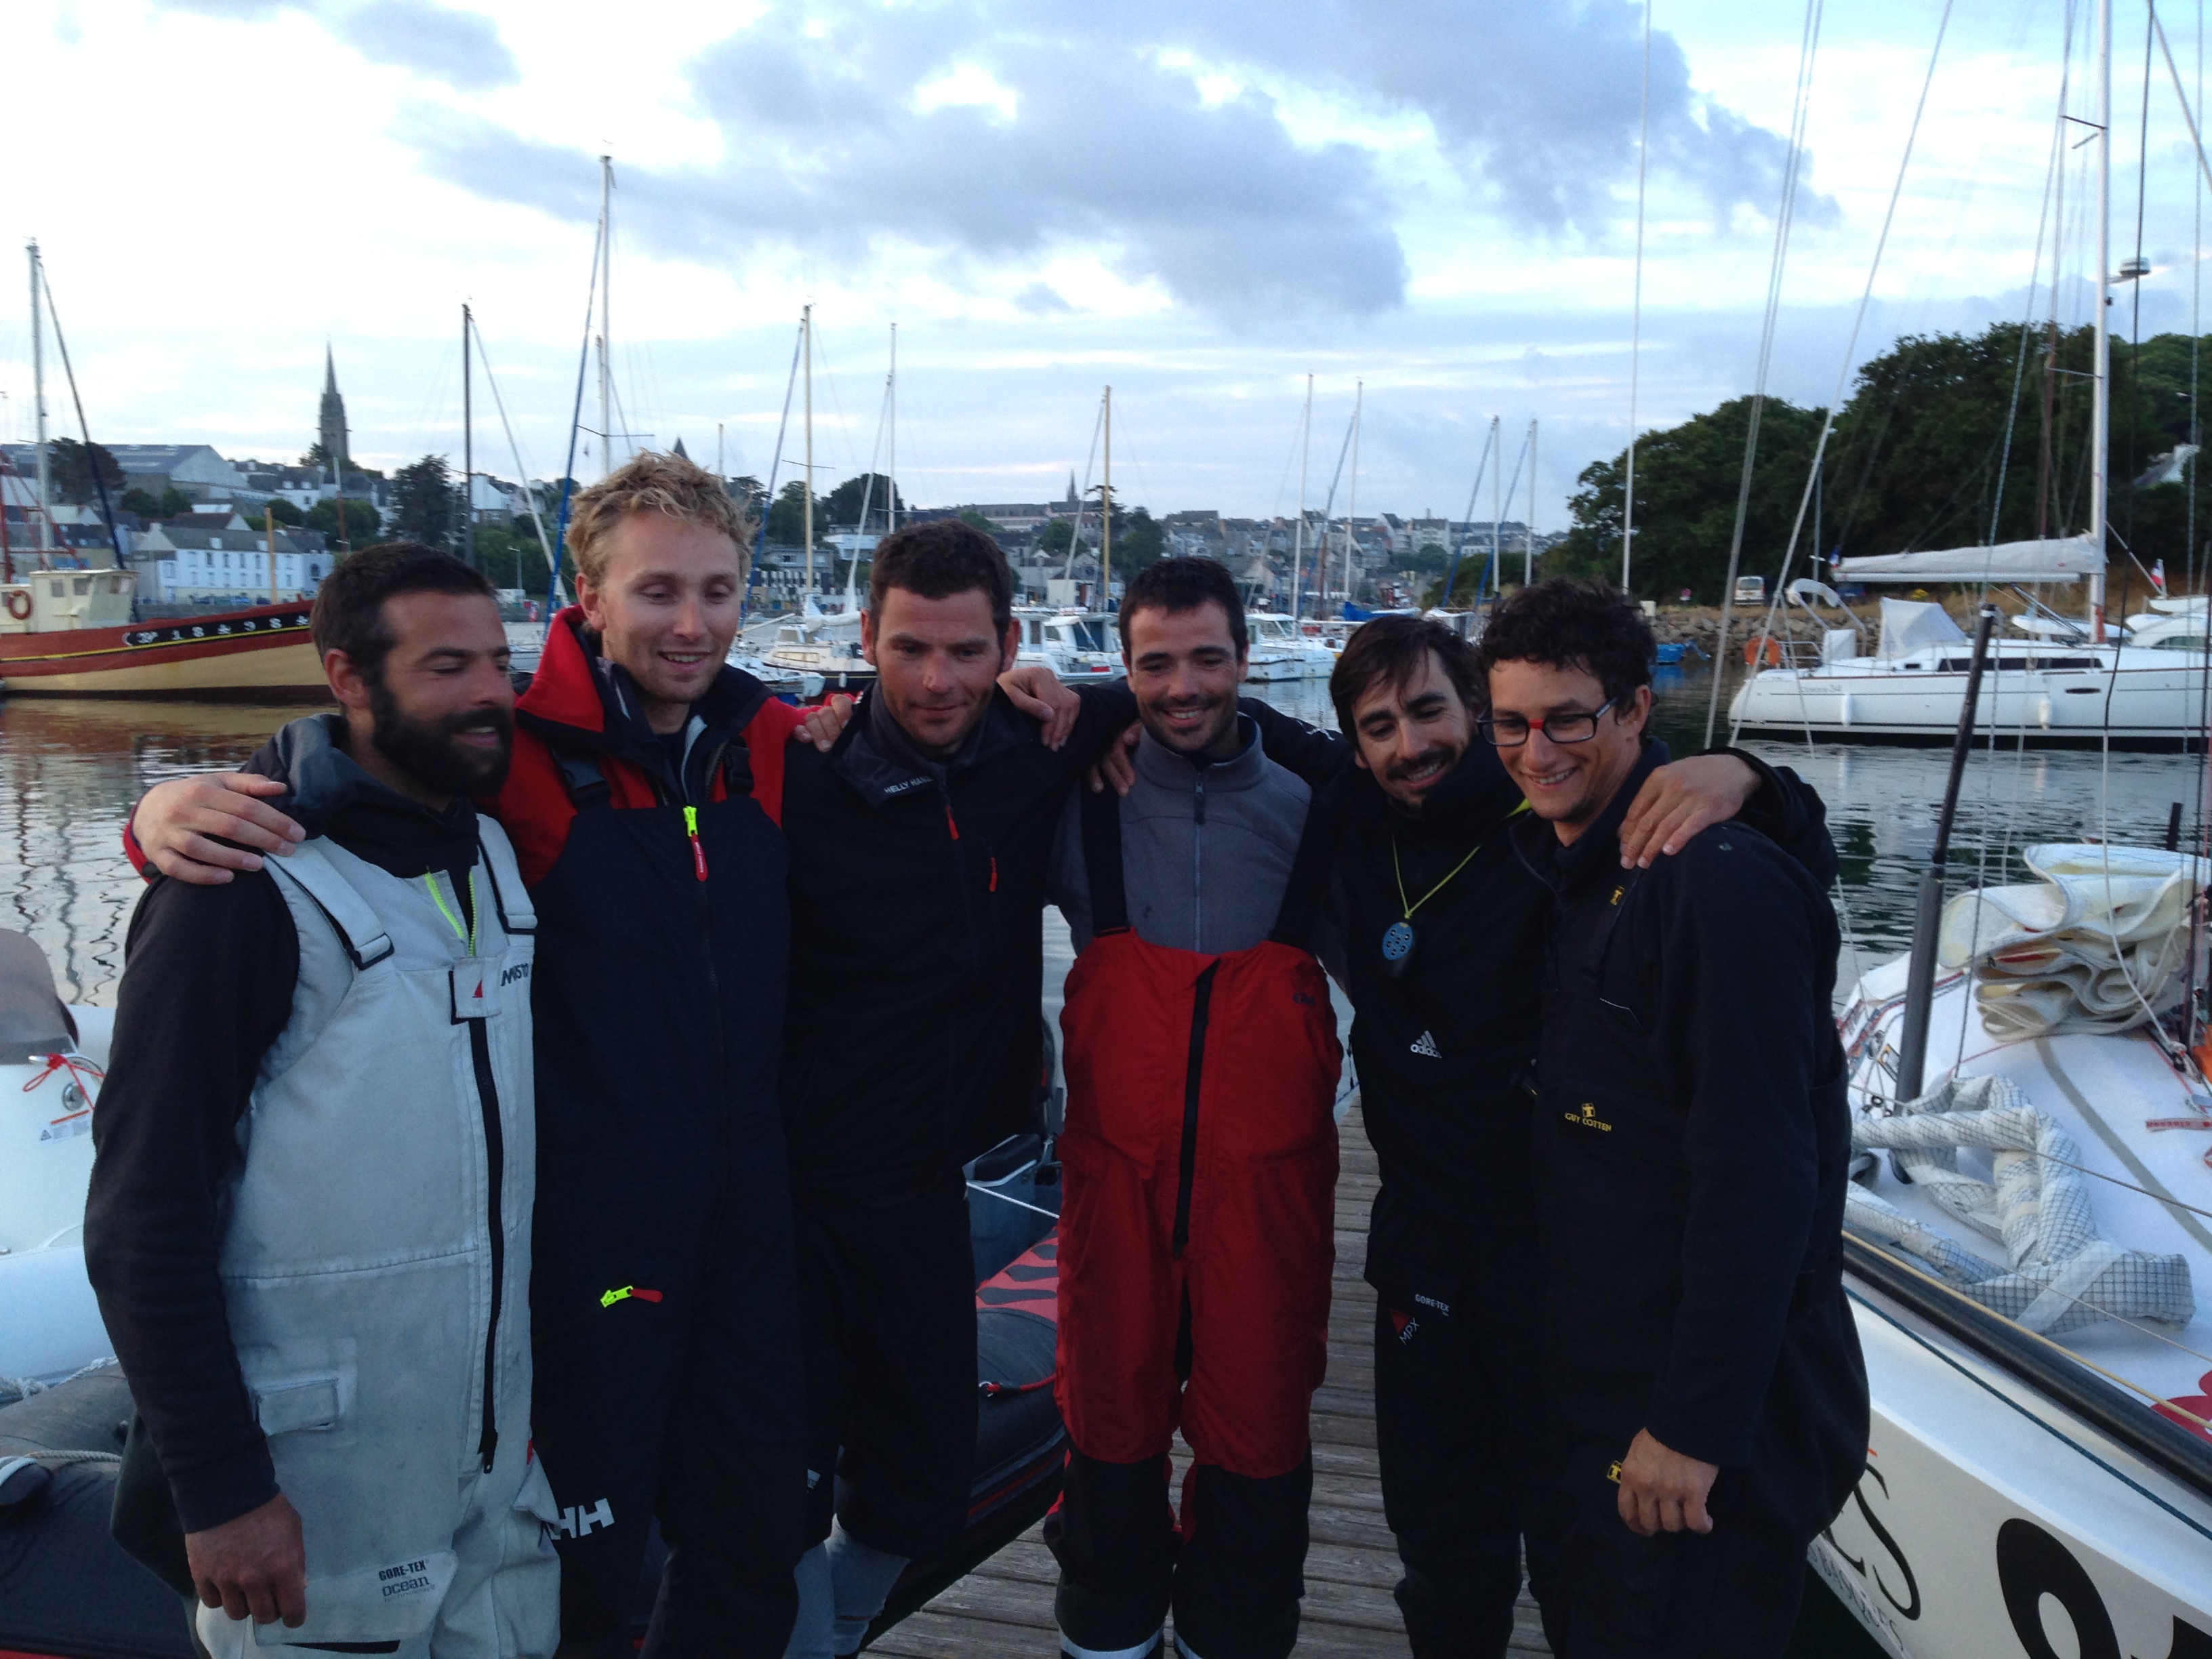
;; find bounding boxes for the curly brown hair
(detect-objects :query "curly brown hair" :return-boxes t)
[566,450,754,586]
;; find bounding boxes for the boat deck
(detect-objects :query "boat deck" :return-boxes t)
[871,1108,1553,1656]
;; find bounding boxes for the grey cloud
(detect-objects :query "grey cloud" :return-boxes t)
[1015,283,1074,316]
[148,0,515,89]
[404,0,1817,319]
[331,0,518,89]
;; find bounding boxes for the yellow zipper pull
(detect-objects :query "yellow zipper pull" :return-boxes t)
[682,805,708,881]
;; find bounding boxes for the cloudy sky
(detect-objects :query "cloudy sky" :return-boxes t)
[4,0,2209,531]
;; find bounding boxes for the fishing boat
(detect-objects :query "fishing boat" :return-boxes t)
[1,245,327,699]
[0,573,323,698]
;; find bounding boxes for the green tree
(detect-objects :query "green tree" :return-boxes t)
[1038,517,1087,557]
[121,485,193,520]
[1550,396,1826,600]
[472,523,554,596]
[959,510,999,535]
[255,497,305,527]
[304,497,381,548]
[766,479,819,546]
[392,455,458,551]
[1113,506,1165,575]
[47,437,125,507]
[822,472,906,530]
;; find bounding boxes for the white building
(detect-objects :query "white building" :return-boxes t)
[136,524,332,602]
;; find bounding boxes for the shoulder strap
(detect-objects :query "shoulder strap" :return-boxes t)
[265,842,395,970]
[1079,781,1130,936]
[475,819,537,937]
[555,752,610,808]
[1267,800,1336,949]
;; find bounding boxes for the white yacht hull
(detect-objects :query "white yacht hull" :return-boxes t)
[1729,659,2212,746]
[0,1006,115,1385]
[1822,954,2212,1654]
[1818,1271,2212,1656]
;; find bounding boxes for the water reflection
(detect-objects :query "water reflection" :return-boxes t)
[0,699,323,1004]
[1,668,2204,1010]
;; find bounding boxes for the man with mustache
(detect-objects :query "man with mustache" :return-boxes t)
[87,544,559,1658]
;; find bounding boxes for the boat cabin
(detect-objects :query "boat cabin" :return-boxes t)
[0,569,136,634]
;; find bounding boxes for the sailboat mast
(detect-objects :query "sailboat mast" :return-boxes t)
[802,304,815,600]
[1491,415,1503,598]
[462,303,476,572]
[596,157,613,480]
[1101,385,1113,610]
[1292,375,1311,621]
[1525,419,1538,586]
[2090,0,2112,641]
[1345,380,1362,609]
[28,241,50,560]
[888,323,898,534]
[1622,0,1652,594]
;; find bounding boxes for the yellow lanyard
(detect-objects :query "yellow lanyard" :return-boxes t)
[1391,800,1528,922]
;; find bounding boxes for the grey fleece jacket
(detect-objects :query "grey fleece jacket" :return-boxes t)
[1049,714,1313,954]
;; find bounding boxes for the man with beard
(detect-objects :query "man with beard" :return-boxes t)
[1042,559,1341,1659]
[86,544,560,1658]
[122,453,840,1657]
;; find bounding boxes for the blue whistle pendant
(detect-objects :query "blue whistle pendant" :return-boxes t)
[1381,919,1416,972]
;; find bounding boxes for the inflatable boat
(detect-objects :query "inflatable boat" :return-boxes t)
[0,934,1067,1657]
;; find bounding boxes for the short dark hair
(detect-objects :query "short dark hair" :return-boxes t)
[1118,556,1248,655]
[1477,577,1656,709]
[869,519,1015,636]
[311,542,496,682]
[1330,614,1484,732]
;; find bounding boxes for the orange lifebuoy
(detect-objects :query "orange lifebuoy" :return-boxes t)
[3,590,30,621]
[1744,634,1781,667]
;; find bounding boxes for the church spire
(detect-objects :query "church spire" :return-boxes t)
[318,344,351,474]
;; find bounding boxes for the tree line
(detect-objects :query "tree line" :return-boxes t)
[1545,322,2212,601]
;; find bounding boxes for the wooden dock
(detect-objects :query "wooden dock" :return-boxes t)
[870,1109,1552,1657]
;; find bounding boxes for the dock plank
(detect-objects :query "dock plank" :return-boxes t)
[874,1110,1551,1656]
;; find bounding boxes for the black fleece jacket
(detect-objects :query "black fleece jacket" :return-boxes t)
[85,715,481,1533]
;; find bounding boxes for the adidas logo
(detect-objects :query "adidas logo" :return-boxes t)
[1409,1030,1441,1059]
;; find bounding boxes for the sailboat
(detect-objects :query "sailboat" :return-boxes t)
[0,244,325,698]
[1799,6,2212,1646]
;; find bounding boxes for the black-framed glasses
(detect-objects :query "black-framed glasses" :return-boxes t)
[1477,696,1620,747]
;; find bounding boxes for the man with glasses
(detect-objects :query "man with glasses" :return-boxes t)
[1313,614,1829,1658]
[1483,579,1863,1658]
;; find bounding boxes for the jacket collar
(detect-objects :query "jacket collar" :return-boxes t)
[1131,714,1264,793]
[255,712,481,874]
[1513,737,1671,895]
[831,686,1029,806]
[516,605,769,766]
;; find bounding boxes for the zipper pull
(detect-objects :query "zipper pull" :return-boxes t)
[683,806,709,881]
[945,802,960,840]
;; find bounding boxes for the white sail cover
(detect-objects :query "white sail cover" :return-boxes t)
[1846,1075,2194,1334]
[1875,598,1965,659]
[1836,535,2105,584]
[1936,843,2209,1040]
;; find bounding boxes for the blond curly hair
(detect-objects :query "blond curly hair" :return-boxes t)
[566,450,754,586]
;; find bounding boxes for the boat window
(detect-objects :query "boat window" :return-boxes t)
[2145,634,2210,651]
[48,580,64,598]
[73,577,91,596]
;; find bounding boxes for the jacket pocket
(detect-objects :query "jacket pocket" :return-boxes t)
[252,1374,343,1437]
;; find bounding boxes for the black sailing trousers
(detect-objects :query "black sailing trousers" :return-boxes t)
[1366,1192,1568,1659]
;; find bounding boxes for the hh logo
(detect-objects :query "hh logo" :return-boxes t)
[1565,1102,1612,1132]
[551,1499,614,1540]
[500,962,531,987]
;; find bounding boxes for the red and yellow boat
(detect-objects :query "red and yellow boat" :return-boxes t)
[0,570,325,698]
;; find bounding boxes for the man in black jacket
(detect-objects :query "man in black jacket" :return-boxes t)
[1311,615,1831,1659]
[1483,579,1866,1658]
